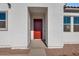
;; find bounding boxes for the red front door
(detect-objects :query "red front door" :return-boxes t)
[34,19,42,39]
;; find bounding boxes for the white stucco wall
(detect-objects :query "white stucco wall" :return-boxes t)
[0,3,64,49]
[1,3,79,49]
[9,3,28,49]
[27,3,64,48]
[44,9,48,46]
[27,8,31,48]
[48,4,64,48]
[0,3,28,49]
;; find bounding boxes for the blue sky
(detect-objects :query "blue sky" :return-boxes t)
[65,3,79,7]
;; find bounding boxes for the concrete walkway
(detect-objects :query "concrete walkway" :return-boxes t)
[30,40,46,56]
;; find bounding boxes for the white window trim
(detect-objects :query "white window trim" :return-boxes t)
[71,16,74,32]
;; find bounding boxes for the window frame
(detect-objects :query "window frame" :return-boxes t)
[64,16,79,32]
[0,11,8,31]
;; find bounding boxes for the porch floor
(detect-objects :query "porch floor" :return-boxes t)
[29,40,46,56]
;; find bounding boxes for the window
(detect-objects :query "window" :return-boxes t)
[64,16,71,32]
[0,11,7,30]
[74,16,79,32]
[64,16,79,32]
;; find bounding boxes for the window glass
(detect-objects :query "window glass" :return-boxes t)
[74,25,79,32]
[0,12,6,20]
[74,16,79,24]
[64,25,71,32]
[64,16,71,24]
[0,11,7,30]
[0,21,6,28]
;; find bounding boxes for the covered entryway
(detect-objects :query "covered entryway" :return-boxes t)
[28,7,48,47]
